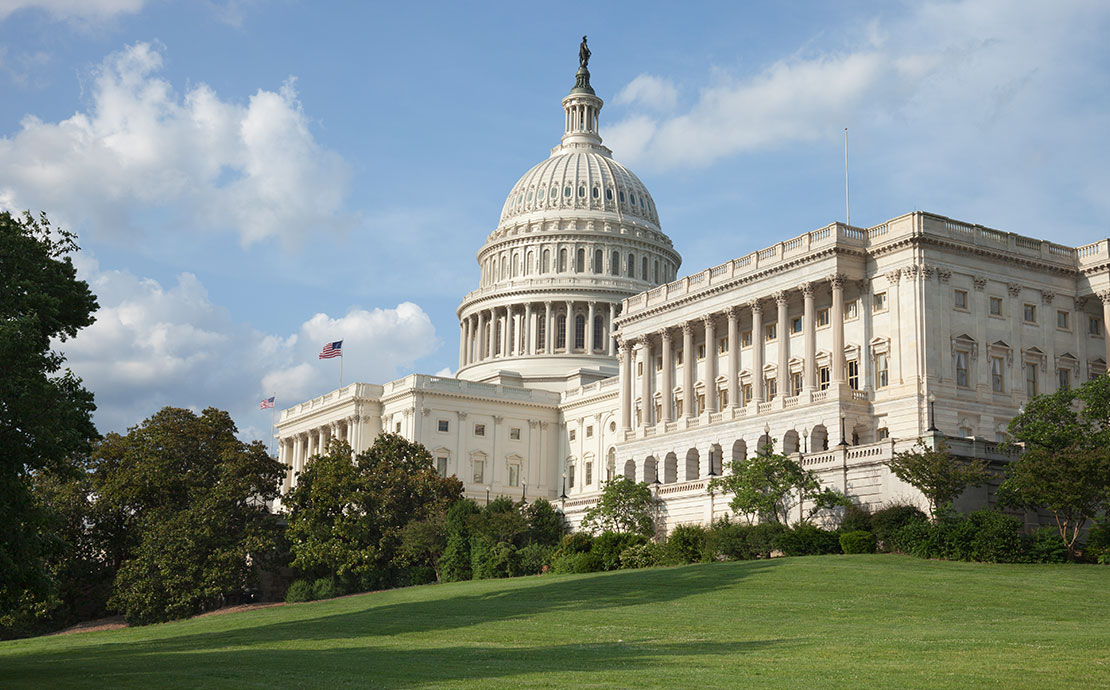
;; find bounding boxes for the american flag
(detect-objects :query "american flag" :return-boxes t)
[259,396,275,410]
[319,340,343,359]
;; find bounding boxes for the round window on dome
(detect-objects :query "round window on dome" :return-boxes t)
[564,186,572,198]
[591,187,599,199]
[606,188,613,201]
[578,186,585,198]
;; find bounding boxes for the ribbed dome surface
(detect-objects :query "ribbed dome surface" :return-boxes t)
[499,150,659,227]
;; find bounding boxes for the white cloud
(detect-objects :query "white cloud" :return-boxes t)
[614,74,678,111]
[61,257,439,438]
[0,41,352,246]
[0,0,146,22]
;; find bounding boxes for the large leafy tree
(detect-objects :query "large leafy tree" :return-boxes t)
[285,433,463,589]
[0,211,98,620]
[580,476,656,536]
[1000,376,1110,558]
[885,439,992,518]
[710,443,845,525]
[95,407,286,624]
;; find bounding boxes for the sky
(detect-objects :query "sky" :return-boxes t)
[1,0,1107,442]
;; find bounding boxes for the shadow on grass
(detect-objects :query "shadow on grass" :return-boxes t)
[6,561,781,687]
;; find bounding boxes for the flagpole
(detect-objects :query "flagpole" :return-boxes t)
[340,352,343,389]
[268,392,276,457]
[844,127,850,227]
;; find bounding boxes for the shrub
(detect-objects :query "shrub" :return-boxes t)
[776,524,841,556]
[593,532,648,571]
[550,550,601,574]
[471,539,517,580]
[890,520,936,558]
[438,532,473,582]
[311,577,342,601]
[619,542,669,569]
[1025,527,1068,564]
[839,530,877,554]
[870,504,928,551]
[747,523,787,559]
[966,510,1024,563]
[515,543,555,576]
[555,532,594,557]
[839,503,873,533]
[703,519,753,561]
[284,579,315,603]
[667,525,708,564]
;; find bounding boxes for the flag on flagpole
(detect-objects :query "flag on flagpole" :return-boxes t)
[319,340,343,359]
[259,396,275,410]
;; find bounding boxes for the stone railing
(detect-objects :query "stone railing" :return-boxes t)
[383,374,561,405]
[279,382,383,422]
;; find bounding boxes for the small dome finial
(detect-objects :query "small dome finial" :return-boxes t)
[574,36,594,94]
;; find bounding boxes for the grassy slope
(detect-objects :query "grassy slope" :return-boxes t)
[1,555,1107,689]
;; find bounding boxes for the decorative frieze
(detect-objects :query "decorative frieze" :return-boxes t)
[1007,283,1022,297]
[973,276,987,291]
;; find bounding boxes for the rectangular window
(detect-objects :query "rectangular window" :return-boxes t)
[697,344,706,360]
[655,403,662,421]
[585,462,592,486]
[718,388,728,408]
[742,383,752,404]
[1057,310,1070,330]
[791,372,803,396]
[567,466,575,488]
[1058,368,1071,389]
[719,337,728,354]
[846,301,859,320]
[765,377,777,401]
[675,398,684,417]
[791,316,803,334]
[569,429,576,441]
[989,296,1003,316]
[877,427,890,441]
[637,361,643,375]
[765,324,777,341]
[817,308,830,327]
[437,420,449,433]
[510,427,521,440]
[1025,362,1038,397]
[873,292,887,312]
[1090,316,1102,335]
[472,459,484,484]
[437,456,448,478]
[818,366,830,390]
[955,351,969,388]
[876,353,889,388]
[991,356,1005,392]
[696,393,705,415]
[474,423,486,437]
[954,289,969,310]
[656,356,663,371]
[1024,304,1037,323]
[676,349,684,365]
[395,421,402,433]
[585,425,593,438]
[509,464,520,487]
[848,361,859,390]
[741,330,752,347]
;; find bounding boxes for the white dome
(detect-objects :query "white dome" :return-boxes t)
[500,150,660,228]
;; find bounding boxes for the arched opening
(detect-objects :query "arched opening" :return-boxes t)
[664,452,678,483]
[708,443,723,475]
[606,448,616,482]
[783,430,800,455]
[557,314,567,350]
[627,252,635,277]
[542,249,550,273]
[642,256,649,280]
[610,250,620,275]
[756,434,772,455]
[574,314,586,350]
[594,249,603,274]
[685,448,700,481]
[575,248,585,273]
[525,251,533,276]
[643,456,658,484]
[536,317,546,351]
[731,439,747,464]
[559,248,567,272]
[623,458,636,481]
[593,315,604,352]
[811,424,829,451]
[512,253,520,277]
[654,259,660,283]
[495,322,502,355]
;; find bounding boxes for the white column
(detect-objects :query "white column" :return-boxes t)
[640,335,654,426]
[776,291,789,398]
[477,311,487,361]
[682,321,695,417]
[500,307,509,357]
[831,274,847,384]
[861,280,873,391]
[524,303,534,356]
[727,306,739,409]
[587,301,596,353]
[660,329,673,422]
[703,314,718,413]
[803,282,816,392]
[619,339,632,430]
[750,301,764,403]
[888,270,903,384]
[608,303,618,356]
[565,300,574,351]
[458,321,466,369]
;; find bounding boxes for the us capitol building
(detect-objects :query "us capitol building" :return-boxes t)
[274,46,1110,530]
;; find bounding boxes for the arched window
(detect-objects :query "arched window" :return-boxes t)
[512,253,520,277]
[501,256,509,279]
[574,314,586,349]
[575,248,585,273]
[627,252,635,277]
[557,314,567,349]
[593,315,604,351]
[641,256,648,280]
[495,322,502,355]
[542,249,550,273]
[610,250,620,275]
[525,251,533,276]
[594,249,603,274]
[654,259,659,283]
[559,248,567,272]
[537,315,546,350]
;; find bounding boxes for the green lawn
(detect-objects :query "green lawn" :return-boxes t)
[2,555,1107,689]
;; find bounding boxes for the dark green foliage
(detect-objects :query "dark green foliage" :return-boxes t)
[885,440,993,517]
[438,499,481,582]
[470,538,517,580]
[839,530,877,554]
[775,524,842,556]
[891,509,1025,563]
[869,504,928,551]
[839,503,873,533]
[703,519,754,561]
[747,523,787,559]
[312,578,343,601]
[524,499,567,546]
[0,211,98,630]
[284,579,314,603]
[580,476,656,536]
[550,550,601,574]
[592,532,647,571]
[398,515,448,581]
[1025,528,1068,564]
[555,532,594,557]
[666,525,708,564]
[515,543,555,576]
[710,443,833,525]
[619,541,670,569]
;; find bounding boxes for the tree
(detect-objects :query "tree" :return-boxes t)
[95,407,286,624]
[398,513,448,582]
[1000,377,1110,559]
[884,439,992,518]
[524,498,567,546]
[438,499,480,582]
[0,211,98,623]
[580,476,656,537]
[709,443,840,525]
[285,433,463,590]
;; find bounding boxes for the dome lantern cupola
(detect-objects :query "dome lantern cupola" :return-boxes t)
[560,36,604,151]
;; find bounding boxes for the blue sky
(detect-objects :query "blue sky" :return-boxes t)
[2,0,1107,441]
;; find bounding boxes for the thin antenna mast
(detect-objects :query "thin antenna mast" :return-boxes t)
[844,127,851,226]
